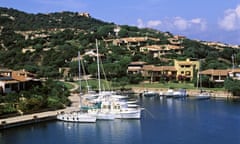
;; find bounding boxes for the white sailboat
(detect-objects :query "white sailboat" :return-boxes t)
[57,51,97,122]
[195,60,211,100]
[87,39,143,119]
[86,39,116,120]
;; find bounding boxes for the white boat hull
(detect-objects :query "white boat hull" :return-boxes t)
[195,92,211,100]
[195,95,211,100]
[96,113,115,120]
[57,112,96,123]
[88,110,115,120]
[114,109,142,119]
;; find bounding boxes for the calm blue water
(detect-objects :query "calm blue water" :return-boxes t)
[1,97,240,144]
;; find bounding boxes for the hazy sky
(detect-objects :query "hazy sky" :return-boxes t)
[1,0,240,45]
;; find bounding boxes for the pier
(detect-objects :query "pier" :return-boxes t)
[0,111,58,130]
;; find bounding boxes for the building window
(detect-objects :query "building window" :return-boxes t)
[5,84,10,88]
[186,71,191,76]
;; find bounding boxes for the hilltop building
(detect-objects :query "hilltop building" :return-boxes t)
[140,44,184,58]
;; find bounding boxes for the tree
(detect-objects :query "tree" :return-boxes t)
[128,73,143,84]
[224,78,240,96]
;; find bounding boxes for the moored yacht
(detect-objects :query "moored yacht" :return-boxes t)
[195,90,211,100]
[141,91,159,98]
[57,111,96,123]
[172,89,188,98]
[57,51,97,123]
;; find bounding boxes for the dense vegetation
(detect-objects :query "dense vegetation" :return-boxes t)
[0,79,70,116]
[1,7,239,78]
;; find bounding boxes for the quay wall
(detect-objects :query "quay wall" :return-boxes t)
[131,87,235,98]
[0,87,81,130]
[0,115,56,130]
[0,108,77,130]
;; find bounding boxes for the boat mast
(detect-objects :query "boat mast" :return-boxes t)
[78,51,82,107]
[199,59,202,90]
[78,51,82,93]
[96,39,101,93]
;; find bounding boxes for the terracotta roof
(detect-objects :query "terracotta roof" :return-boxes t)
[12,70,34,82]
[144,45,163,50]
[148,37,160,41]
[141,44,183,51]
[129,61,147,65]
[230,68,240,73]
[121,37,147,43]
[200,69,229,76]
[152,66,176,71]
[142,65,155,71]
[177,61,194,65]
[142,65,176,71]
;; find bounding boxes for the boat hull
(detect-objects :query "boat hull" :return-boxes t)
[195,96,211,100]
[141,91,159,98]
[115,109,142,119]
[96,113,115,120]
[195,92,211,100]
[57,112,96,123]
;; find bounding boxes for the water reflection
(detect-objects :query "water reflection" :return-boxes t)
[140,97,240,143]
[56,119,142,144]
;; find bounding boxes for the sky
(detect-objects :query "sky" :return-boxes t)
[1,0,240,45]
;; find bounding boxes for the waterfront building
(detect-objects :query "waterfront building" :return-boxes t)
[142,65,176,83]
[127,58,199,82]
[174,58,200,81]
[0,69,38,94]
[228,68,240,80]
[200,69,229,83]
[127,61,147,74]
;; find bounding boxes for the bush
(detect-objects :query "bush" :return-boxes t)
[47,97,64,109]
[0,104,17,115]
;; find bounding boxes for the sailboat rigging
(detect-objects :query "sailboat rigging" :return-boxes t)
[56,51,97,122]
[195,59,211,100]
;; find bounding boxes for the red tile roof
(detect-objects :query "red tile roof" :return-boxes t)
[143,65,176,71]
[200,69,229,76]
[12,70,35,82]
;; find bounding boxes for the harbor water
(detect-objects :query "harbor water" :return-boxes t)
[1,96,240,144]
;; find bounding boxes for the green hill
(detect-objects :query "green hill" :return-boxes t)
[0,7,239,79]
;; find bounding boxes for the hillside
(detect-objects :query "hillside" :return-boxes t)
[0,7,240,80]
